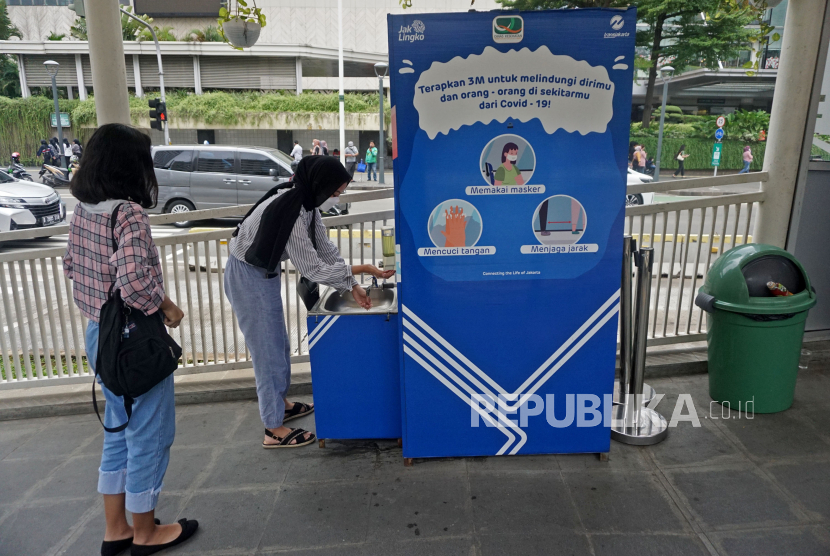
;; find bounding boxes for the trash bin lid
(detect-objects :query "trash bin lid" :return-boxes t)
[699,244,816,314]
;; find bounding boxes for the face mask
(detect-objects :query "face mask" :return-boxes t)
[506,154,518,162]
[319,197,339,211]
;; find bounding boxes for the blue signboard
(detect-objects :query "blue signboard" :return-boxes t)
[389,9,636,458]
[715,128,724,140]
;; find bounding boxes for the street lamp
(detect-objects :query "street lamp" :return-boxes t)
[653,65,674,182]
[374,62,389,185]
[43,60,66,167]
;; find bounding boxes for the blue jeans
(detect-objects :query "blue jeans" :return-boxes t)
[366,162,377,181]
[224,255,292,429]
[87,321,176,514]
[738,161,751,174]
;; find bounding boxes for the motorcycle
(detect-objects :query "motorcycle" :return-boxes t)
[5,152,33,181]
[40,163,71,188]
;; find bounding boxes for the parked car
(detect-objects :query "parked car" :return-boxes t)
[626,168,655,206]
[150,145,296,227]
[0,170,66,234]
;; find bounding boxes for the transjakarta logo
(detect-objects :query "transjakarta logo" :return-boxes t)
[493,15,523,43]
[398,20,425,42]
[605,14,629,38]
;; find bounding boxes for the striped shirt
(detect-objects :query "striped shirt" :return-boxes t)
[63,200,165,323]
[229,190,358,293]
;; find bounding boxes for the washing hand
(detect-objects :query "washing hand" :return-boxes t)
[440,206,468,247]
[351,285,372,310]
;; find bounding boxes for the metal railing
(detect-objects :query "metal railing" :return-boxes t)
[0,175,767,389]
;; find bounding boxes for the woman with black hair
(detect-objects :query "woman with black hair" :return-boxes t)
[225,155,394,448]
[673,144,689,178]
[64,124,198,556]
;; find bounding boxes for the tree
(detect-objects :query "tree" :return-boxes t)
[635,0,759,127]
[0,0,21,97]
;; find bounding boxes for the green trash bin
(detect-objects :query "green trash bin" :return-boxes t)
[695,244,817,414]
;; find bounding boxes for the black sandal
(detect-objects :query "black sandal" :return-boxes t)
[284,402,314,423]
[130,519,198,556]
[263,427,316,448]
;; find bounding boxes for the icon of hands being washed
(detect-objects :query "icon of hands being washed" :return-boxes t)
[441,206,468,247]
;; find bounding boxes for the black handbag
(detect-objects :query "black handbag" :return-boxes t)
[296,211,321,310]
[92,204,183,433]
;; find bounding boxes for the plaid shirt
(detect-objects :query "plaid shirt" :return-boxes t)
[63,201,165,323]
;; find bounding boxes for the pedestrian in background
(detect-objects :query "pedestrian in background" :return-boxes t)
[291,140,303,162]
[49,138,61,167]
[72,138,83,159]
[739,145,753,174]
[63,138,72,167]
[366,141,378,181]
[311,139,321,156]
[344,141,359,178]
[673,145,689,178]
[632,145,644,173]
[63,123,198,556]
[37,139,51,169]
[321,140,329,155]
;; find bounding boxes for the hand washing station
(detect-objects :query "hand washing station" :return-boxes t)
[307,283,401,444]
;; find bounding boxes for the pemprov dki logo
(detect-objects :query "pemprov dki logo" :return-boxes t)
[398,20,425,42]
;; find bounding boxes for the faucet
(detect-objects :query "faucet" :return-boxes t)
[365,275,378,298]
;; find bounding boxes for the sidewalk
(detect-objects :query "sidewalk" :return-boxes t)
[1,367,829,555]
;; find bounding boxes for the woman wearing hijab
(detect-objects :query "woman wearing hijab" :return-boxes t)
[320,140,329,155]
[225,156,394,448]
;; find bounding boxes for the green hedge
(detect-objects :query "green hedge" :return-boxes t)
[634,138,765,171]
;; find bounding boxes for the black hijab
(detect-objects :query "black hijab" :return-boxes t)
[239,155,352,273]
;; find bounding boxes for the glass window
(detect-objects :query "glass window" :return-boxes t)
[0,171,14,183]
[238,151,285,176]
[153,150,181,169]
[195,150,235,173]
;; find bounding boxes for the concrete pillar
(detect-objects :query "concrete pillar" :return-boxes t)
[756,0,830,247]
[193,56,202,94]
[17,55,30,98]
[133,55,143,97]
[74,54,87,100]
[67,85,74,100]
[86,0,130,125]
[296,57,303,95]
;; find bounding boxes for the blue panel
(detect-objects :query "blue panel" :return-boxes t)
[388,9,636,458]
[308,314,402,439]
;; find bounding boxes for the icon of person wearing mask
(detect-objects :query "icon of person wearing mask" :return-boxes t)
[494,142,525,186]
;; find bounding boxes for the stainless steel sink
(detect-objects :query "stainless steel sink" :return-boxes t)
[310,286,397,315]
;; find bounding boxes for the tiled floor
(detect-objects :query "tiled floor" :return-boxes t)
[1,370,830,556]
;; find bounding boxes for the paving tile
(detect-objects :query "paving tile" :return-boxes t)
[284,450,378,484]
[667,468,799,530]
[591,533,710,556]
[714,411,830,460]
[0,497,96,556]
[469,471,579,536]
[768,461,830,521]
[564,470,690,534]
[258,544,365,556]
[201,441,291,489]
[31,453,100,500]
[163,446,215,492]
[0,424,42,460]
[259,481,371,550]
[712,526,830,556]
[478,532,592,556]
[174,406,243,447]
[649,412,746,469]
[367,474,473,541]
[556,442,649,472]
[375,449,467,478]
[467,453,560,473]
[4,419,102,459]
[0,455,63,504]
[175,490,277,553]
[363,537,477,556]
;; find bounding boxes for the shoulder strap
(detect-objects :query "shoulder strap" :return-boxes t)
[108,204,124,297]
[92,381,132,433]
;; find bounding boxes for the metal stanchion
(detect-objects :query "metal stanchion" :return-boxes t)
[614,237,655,406]
[611,247,668,445]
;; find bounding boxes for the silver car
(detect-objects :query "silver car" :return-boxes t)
[149,145,295,226]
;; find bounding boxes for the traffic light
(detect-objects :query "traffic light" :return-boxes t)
[68,0,85,17]
[148,99,167,131]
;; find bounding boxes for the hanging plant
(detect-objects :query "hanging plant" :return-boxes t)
[217,0,266,50]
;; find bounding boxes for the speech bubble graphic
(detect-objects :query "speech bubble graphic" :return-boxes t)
[413,46,615,139]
